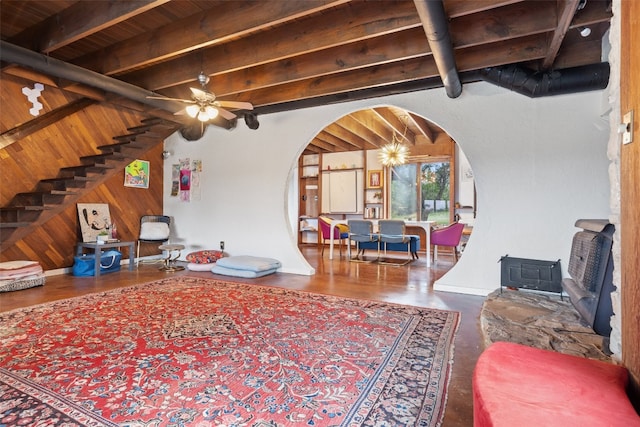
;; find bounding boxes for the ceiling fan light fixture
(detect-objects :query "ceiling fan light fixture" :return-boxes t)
[205,105,218,120]
[197,109,209,122]
[186,104,200,118]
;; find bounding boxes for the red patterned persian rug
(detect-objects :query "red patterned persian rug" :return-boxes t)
[0,277,459,426]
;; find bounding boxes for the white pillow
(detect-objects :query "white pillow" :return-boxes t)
[139,222,170,240]
[187,262,215,272]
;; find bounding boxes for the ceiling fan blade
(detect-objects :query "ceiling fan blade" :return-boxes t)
[216,107,237,120]
[147,95,195,103]
[216,100,254,110]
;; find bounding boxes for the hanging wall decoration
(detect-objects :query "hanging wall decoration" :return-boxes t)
[191,160,202,201]
[22,83,44,116]
[124,159,150,188]
[171,164,180,196]
[179,158,191,202]
[172,158,203,202]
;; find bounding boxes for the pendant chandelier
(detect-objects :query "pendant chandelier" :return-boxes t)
[379,118,410,166]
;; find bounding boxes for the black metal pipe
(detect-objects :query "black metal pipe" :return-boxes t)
[0,40,183,113]
[413,0,462,99]
[479,63,610,98]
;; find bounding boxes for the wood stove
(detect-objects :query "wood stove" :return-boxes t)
[561,219,615,337]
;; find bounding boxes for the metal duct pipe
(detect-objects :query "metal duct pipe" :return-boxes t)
[0,40,183,113]
[479,63,610,98]
[413,0,462,98]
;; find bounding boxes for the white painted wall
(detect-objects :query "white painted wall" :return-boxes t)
[164,81,610,295]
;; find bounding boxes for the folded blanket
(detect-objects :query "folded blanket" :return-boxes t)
[0,261,43,280]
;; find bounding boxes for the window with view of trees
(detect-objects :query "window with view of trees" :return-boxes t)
[390,161,451,225]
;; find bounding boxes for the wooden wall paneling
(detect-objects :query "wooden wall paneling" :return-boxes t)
[620,0,640,406]
[0,143,164,271]
[0,73,77,134]
[1,73,167,270]
[1,103,147,205]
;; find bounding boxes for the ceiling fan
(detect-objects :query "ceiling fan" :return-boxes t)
[147,72,253,122]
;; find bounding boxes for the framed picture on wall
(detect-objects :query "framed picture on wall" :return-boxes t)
[124,159,150,189]
[77,203,111,242]
[368,170,383,189]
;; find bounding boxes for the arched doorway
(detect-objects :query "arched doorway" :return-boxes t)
[293,105,475,255]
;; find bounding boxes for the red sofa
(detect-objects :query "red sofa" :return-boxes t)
[473,341,640,427]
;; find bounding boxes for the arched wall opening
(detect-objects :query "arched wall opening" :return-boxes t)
[164,82,611,295]
[288,105,476,276]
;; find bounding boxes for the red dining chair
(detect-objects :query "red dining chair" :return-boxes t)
[430,222,465,262]
[318,216,349,258]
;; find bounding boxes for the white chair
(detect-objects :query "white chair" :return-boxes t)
[136,215,171,266]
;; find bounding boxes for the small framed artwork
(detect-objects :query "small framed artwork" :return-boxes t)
[124,159,150,189]
[368,170,383,189]
[77,203,111,242]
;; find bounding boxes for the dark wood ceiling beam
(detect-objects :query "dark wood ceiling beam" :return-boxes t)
[74,1,349,76]
[553,38,605,70]
[162,27,431,99]
[444,0,525,18]
[230,32,548,111]
[450,2,557,48]
[124,0,422,91]
[148,2,557,100]
[228,55,440,109]
[455,33,548,71]
[173,1,559,100]
[11,0,169,54]
[569,0,613,27]
[541,0,581,69]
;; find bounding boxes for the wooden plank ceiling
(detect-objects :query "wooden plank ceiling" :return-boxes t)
[1,0,612,154]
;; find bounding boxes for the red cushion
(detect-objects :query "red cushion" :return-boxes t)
[473,341,640,427]
[185,250,223,264]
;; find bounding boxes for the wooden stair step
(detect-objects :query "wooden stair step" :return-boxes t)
[80,153,124,163]
[0,222,31,228]
[97,141,145,153]
[0,206,46,222]
[39,177,88,190]
[13,191,74,205]
[126,124,158,133]
[140,117,179,129]
[112,131,148,141]
[58,165,103,178]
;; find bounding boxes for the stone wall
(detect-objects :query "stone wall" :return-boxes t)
[607,0,622,361]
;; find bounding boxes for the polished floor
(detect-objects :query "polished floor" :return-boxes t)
[0,246,486,427]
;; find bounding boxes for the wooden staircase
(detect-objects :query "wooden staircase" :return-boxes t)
[0,118,179,248]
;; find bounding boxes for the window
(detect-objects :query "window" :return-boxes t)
[390,160,451,225]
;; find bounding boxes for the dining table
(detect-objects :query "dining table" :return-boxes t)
[328,219,435,266]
